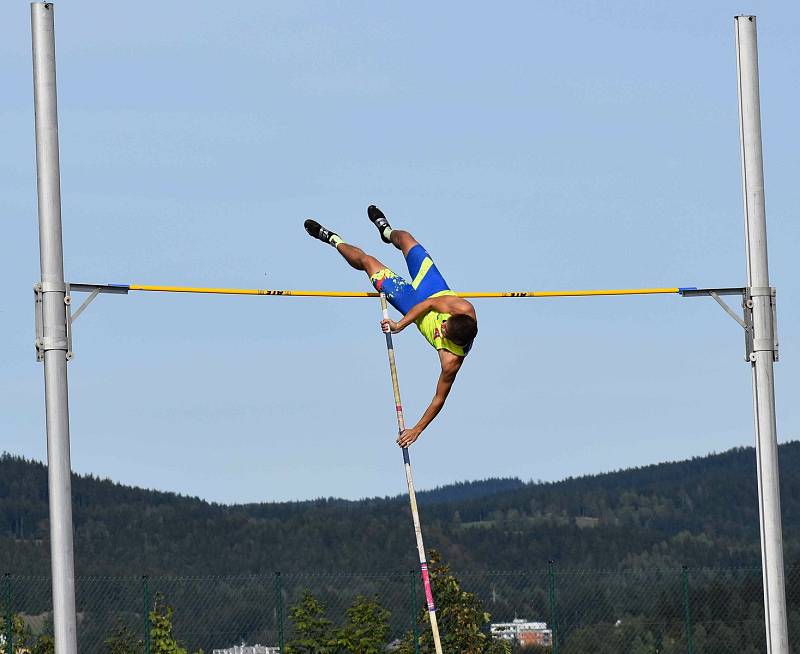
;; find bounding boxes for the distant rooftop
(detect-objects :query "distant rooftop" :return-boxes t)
[212,645,279,654]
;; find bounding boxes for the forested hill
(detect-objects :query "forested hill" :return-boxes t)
[2,443,800,576]
[417,477,526,504]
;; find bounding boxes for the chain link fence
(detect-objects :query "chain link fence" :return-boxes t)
[3,566,799,653]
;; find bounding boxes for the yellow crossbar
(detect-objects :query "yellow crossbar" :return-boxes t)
[128,284,681,298]
[129,285,373,297]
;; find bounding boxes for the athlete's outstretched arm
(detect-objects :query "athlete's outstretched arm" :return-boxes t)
[381,295,475,333]
[397,353,463,448]
[382,298,434,333]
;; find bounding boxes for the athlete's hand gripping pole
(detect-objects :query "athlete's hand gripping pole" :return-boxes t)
[379,294,444,654]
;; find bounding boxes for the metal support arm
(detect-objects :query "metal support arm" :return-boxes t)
[709,291,749,331]
[68,286,101,323]
[35,282,129,361]
[679,286,777,362]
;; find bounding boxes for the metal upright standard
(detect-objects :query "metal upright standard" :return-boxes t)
[30,4,79,654]
[735,15,788,654]
[379,294,444,654]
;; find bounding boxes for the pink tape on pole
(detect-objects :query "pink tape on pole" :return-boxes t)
[420,563,436,611]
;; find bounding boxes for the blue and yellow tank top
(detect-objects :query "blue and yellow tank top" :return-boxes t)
[414,291,472,357]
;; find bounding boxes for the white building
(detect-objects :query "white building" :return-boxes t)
[212,644,279,654]
[491,618,553,647]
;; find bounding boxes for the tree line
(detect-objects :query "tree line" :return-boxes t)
[3,443,800,576]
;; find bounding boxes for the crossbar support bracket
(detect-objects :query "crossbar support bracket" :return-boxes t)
[680,286,777,362]
[35,282,129,361]
[709,291,748,330]
[68,286,101,324]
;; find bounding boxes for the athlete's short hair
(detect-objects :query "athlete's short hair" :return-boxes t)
[446,314,478,346]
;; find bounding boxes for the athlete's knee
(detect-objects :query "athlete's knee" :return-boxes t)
[338,244,371,272]
[362,255,385,277]
[392,229,415,242]
[391,230,418,251]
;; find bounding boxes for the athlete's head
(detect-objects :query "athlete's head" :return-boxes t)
[443,314,478,347]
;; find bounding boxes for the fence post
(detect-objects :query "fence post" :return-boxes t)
[410,570,420,654]
[274,572,284,652]
[142,575,151,654]
[682,566,694,654]
[548,561,559,654]
[3,573,12,654]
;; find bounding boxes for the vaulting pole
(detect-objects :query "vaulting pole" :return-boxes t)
[379,294,444,654]
[31,4,78,654]
[735,16,789,654]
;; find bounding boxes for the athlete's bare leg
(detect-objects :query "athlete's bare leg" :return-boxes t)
[335,242,386,278]
[388,230,419,257]
[305,218,387,278]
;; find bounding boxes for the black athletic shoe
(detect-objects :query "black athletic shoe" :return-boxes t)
[367,205,392,243]
[304,218,338,244]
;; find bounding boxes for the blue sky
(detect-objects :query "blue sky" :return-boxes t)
[2,1,799,503]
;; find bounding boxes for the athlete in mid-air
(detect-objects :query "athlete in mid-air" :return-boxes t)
[304,205,478,448]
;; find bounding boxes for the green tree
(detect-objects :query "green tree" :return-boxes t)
[31,634,55,654]
[400,550,510,654]
[285,591,334,654]
[0,614,30,654]
[0,614,54,654]
[332,596,390,654]
[149,593,187,654]
[105,622,142,654]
